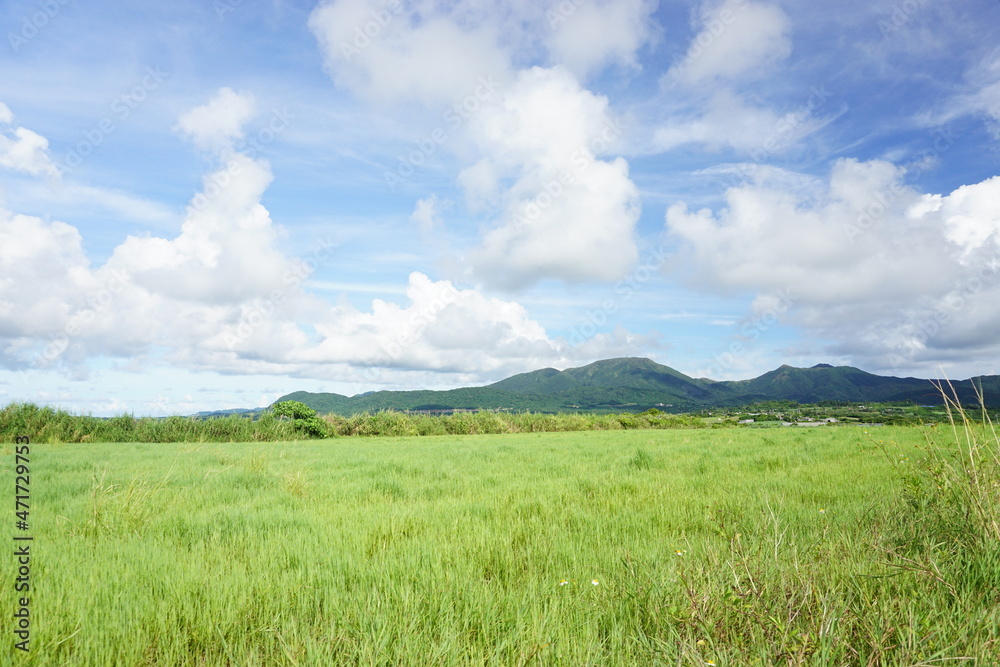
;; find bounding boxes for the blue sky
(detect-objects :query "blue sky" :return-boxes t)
[1,0,999,416]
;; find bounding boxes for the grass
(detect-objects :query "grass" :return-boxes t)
[0,403,300,443]
[2,424,998,664]
[323,409,706,437]
[0,402,707,444]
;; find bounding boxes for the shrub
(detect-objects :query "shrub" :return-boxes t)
[618,414,640,429]
[271,400,316,420]
[295,416,331,438]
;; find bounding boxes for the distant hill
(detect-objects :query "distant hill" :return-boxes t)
[708,364,976,406]
[191,408,263,418]
[273,358,1000,416]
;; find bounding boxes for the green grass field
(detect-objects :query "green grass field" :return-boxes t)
[3,425,998,665]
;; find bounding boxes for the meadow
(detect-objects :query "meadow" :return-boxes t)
[2,421,998,665]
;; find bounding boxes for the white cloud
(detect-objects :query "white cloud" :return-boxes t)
[0,209,93,339]
[43,182,178,227]
[303,272,557,374]
[664,158,1000,371]
[108,155,291,304]
[310,0,657,102]
[465,66,640,289]
[668,0,791,85]
[309,0,511,106]
[971,50,1000,137]
[170,268,615,386]
[0,90,311,376]
[940,177,1000,255]
[1,86,644,385]
[107,90,298,307]
[649,2,831,158]
[545,0,654,79]
[907,47,1000,139]
[653,90,786,152]
[0,103,60,177]
[309,3,647,290]
[410,195,444,233]
[174,87,257,153]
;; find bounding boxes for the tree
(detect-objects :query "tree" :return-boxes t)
[271,400,330,438]
[272,400,316,421]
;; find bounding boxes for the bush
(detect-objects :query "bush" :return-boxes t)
[618,414,640,429]
[295,416,331,438]
[272,400,316,420]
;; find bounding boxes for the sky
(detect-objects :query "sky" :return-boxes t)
[1,0,999,416]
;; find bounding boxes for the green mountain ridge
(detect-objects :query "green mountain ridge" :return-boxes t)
[274,358,1000,416]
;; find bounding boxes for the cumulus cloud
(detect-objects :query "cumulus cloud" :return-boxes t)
[664,158,1000,373]
[668,0,791,85]
[0,210,92,339]
[0,207,156,376]
[0,89,311,377]
[108,156,291,304]
[174,87,257,153]
[466,67,640,289]
[105,88,297,309]
[545,0,655,79]
[309,0,511,106]
[2,88,628,384]
[410,195,444,233]
[0,103,60,177]
[309,0,656,102]
[650,1,826,156]
[301,272,557,374]
[310,2,647,290]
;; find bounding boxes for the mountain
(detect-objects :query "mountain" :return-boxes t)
[714,364,1000,406]
[273,358,1000,415]
[191,408,263,418]
[489,357,716,407]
